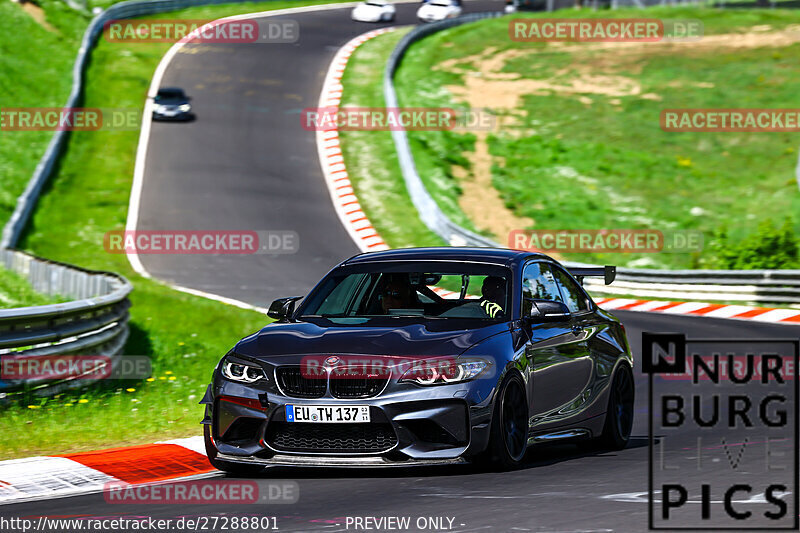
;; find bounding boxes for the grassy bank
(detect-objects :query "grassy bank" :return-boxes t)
[0,0,89,229]
[0,0,351,459]
[390,8,800,269]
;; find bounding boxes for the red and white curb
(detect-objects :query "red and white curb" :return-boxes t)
[315,28,394,253]
[0,437,208,505]
[597,297,800,325]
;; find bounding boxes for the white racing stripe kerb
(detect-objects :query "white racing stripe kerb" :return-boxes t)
[0,457,118,505]
[656,301,709,315]
[750,308,800,323]
[157,436,206,455]
[314,28,396,253]
[598,298,800,325]
[617,300,668,312]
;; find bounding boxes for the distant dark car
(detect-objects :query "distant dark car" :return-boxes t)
[202,247,634,472]
[152,87,192,121]
[505,0,545,11]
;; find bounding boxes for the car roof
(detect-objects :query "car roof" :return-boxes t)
[343,247,552,268]
[157,87,185,95]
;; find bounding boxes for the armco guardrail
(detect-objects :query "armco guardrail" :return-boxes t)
[384,12,506,251]
[582,268,800,304]
[0,249,132,396]
[384,13,800,306]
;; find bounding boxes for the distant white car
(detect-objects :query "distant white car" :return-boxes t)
[416,0,462,22]
[351,0,396,22]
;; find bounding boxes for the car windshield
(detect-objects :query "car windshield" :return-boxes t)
[430,1,452,6]
[155,89,185,102]
[298,263,511,323]
[366,1,386,5]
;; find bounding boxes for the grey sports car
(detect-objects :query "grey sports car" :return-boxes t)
[201,247,634,471]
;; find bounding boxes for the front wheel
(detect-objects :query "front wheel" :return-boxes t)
[482,373,528,470]
[203,425,261,475]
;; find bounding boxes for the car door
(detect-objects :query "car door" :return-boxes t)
[549,265,598,418]
[523,261,593,428]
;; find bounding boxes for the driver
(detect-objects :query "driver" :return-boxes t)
[479,276,505,318]
[380,274,416,313]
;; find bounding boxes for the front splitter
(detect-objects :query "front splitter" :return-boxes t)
[216,452,468,468]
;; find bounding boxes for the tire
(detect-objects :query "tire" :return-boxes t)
[203,425,260,476]
[482,373,529,470]
[595,364,635,450]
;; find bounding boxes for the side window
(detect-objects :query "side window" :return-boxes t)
[521,262,562,316]
[553,267,590,314]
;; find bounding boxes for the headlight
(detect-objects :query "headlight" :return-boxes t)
[221,357,266,383]
[179,104,191,112]
[153,104,166,113]
[399,359,488,386]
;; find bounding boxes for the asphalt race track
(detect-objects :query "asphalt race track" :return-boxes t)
[136,0,500,306]
[4,311,799,532]
[4,3,799,532]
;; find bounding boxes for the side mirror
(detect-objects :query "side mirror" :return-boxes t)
[527,299,570,322]
[267,296,303,322]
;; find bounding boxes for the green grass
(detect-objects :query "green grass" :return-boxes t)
[0,0,89,230]
[390,8,800,269]
[0,266,64,309]
[0,0,353,460]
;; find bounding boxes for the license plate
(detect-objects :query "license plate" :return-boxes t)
[286,405,370,423]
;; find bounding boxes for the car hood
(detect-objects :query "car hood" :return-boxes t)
[233,320,509,361]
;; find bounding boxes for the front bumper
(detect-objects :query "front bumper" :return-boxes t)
[152,110,192,121]
[202,373,497,465]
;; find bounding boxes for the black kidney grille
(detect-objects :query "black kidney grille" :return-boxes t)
[266,422,397,453]
[276,367,326,398]
[329,372,388,399]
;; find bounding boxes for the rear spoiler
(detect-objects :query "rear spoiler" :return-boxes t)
[568,266,616,285]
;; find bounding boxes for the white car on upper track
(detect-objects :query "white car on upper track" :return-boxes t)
[416,0,462,22]
[351,0,396,22]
